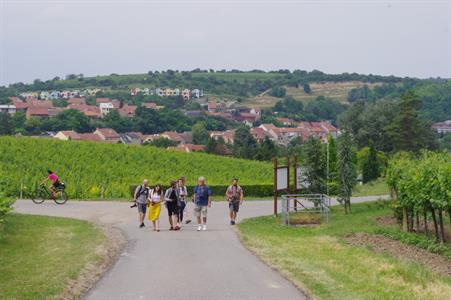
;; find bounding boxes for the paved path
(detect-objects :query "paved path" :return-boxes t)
[14,195,387,300]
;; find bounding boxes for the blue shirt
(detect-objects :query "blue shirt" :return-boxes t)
[193,185,212,206]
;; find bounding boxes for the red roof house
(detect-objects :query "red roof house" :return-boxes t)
[94,128,120,142]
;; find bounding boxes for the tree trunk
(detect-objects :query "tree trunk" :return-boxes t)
[430,207,440,241]
[448,207,451,225]
[423,209,429,237]
[415,211,420,233]
[438,210,446,243]
[402,207,408,232]
[409,209,414,232]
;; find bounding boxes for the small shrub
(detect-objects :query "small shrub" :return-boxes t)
[0,192,15,231]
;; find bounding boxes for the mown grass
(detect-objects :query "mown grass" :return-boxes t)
[352,178,389,197]
[238,202,451,300]
[0,214,105,299]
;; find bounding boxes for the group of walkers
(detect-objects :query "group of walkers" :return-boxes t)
[133,176,244,232]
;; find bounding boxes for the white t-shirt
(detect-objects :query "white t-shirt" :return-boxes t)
[178,185,188,201]
[150,190,162,203]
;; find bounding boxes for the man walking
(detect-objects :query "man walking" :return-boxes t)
[226,178,244,225]
[165,180,181,231]
[193,176,212,231]
[134,179,150,228]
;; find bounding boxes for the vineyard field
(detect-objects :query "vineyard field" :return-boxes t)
[0,137,272,199]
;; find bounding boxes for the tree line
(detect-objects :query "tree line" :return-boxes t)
[0,107,229,136]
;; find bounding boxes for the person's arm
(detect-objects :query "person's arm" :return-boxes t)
[164,189,171,202]
[192,186,196,202]
[240,188,244,205]
[41,177,49,185]
[134,186,139,200]
[147,189,152,204]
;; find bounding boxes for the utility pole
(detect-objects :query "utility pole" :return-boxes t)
[326,140,330,196]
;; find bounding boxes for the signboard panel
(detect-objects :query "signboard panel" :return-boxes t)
[277,167,288,190]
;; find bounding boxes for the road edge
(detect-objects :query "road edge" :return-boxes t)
[58,223,128,300]
[233,225,312,300]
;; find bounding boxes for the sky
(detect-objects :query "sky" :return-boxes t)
[0,0,450,85]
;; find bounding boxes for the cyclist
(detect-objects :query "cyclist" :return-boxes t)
[42,170,60,199]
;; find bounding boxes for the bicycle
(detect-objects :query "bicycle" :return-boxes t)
[31,183,68,204]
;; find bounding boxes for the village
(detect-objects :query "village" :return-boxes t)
[0,93,344,153]
[1,91,449,154]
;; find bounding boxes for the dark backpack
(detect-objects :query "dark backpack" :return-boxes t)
[135,185,148,199]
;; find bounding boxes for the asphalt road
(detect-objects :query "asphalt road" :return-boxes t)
[14,195,387,300]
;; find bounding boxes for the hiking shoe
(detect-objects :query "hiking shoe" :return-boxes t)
[197,225,202,231]
[230,220,235,225]
[202,225,207,231]
[139,223,145,228]
[185,219,191,224]
[169,227,174,231]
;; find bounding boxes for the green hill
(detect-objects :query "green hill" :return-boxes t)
[0,137,272,199]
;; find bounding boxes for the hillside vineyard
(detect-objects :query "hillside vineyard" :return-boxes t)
[0,137,272,199]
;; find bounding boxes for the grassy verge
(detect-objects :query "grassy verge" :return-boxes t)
[0,214,105,299]
[352,178,389,197]
[238,202,451,300]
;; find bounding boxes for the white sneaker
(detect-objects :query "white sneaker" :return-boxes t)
[202,225,207,231]
[197,225,202,231]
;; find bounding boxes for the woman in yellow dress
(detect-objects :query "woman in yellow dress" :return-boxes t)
[148,184,163,232]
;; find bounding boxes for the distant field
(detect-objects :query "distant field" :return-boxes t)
[191,72,282,83]
[246,81,383,107]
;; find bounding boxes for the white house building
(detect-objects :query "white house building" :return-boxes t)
[0,105,16,114]
[99,102,114,117]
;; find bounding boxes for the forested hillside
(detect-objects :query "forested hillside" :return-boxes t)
[0,137,272,199]
[1,69,448,123]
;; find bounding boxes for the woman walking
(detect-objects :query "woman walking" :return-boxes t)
[177,177,190,225]
[148,184,163,232]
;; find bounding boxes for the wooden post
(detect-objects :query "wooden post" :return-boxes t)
[273,158,278,216]
[286,157,290,216]
[293,156,297,212]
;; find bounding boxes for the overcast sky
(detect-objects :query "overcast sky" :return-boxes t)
[0,0,450,85]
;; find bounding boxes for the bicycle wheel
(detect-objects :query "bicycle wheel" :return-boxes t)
[31,188,46,204]
[54,190,68,204]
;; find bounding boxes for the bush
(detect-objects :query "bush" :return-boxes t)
[130,184,274,198]
[0,192,14,229]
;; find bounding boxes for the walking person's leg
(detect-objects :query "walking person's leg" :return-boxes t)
[138,204,146,228]
[195,205,202,231]
[184,201,191,224]
[168,214,174,229]
[173,215,179,229]
[178,201,185,224]
[155,203,161,232]
[202,206,208,230]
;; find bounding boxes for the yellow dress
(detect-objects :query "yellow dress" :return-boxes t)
[148,192,162,221]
